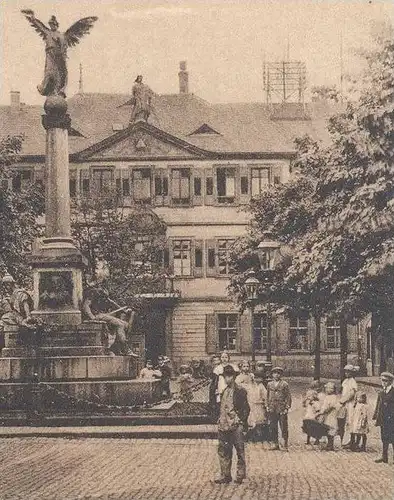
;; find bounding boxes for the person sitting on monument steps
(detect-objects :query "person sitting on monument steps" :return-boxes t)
[0,272,35,328]
[82,285,137,357]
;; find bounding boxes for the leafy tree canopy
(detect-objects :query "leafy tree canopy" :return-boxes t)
[230,34,394,324]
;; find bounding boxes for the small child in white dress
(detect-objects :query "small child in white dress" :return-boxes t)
[352,391,369,452]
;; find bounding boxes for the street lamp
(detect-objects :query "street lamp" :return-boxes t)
[244,272,260,364]
[256,232,283,363]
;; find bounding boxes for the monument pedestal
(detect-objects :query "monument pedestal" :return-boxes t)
[0,322,157,408]
[29,238,85,326]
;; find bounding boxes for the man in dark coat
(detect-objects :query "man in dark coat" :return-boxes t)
[214,364,250,485]
[267,366,292,451]
[373,371,394,464]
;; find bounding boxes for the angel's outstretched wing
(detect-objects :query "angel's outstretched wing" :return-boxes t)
[64,17,98,47]
[21,9,49,40]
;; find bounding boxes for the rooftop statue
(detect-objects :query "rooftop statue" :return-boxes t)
[21,10,98,98]
[129,75,154,123]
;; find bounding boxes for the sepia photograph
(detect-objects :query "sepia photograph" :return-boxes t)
[0,0,394,498]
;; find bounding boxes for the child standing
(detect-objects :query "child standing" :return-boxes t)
[246,373,268,442]
[179,364,194,402]
[302,381,322,445]
[235,360,254,387]
[352,391,369,452]
[317,382,339,451]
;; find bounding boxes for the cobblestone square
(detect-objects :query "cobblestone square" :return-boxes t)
[0,382,392,500]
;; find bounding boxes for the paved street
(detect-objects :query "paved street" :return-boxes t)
[0,381,392,500]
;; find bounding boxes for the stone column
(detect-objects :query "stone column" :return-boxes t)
[30,96,85,325]
[43,97,72,240]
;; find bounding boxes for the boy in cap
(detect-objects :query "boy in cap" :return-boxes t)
[267,367,292,451]
[373,371,394,464]
[214,364,250,485]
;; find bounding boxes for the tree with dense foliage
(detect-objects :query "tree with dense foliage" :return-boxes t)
[71,192,169,307]
[230,33,394,376]
[0,135,44,291]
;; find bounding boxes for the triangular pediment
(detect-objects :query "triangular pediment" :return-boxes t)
[75,122,210,161]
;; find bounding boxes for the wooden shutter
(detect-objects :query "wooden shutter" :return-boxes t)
[192,168,203,206]
[240,310,252,353]
[35,167,44,188]
[206,313,217,354]
[204,167,215,205]
[272,164,282,185]
[80,169,90,196]
[193,239,204,277]
[238,165,250,204]
[206,239,217,277]
[154,167,164,206]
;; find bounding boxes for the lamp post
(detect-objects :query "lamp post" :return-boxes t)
[244,272,260,364]
[256,232,283,363]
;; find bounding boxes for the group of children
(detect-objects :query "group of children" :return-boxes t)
[302,381,369,451]
[302,365,368,451]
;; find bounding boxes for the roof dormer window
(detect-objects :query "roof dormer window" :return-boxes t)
[189,123,220,136]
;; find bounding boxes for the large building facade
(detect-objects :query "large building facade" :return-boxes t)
[0,66,370,376]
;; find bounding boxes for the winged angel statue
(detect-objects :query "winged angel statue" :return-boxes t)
[21,10,98,97]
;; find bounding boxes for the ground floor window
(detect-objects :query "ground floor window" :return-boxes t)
[218,313,238,351]
[173,239,191,276]
[253,313,268,350]
[289,311,309,350]
[326,318,341,349]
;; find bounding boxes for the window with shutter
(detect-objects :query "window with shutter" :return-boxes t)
[253,313,269,350]
[133,167,152,202]
[12,168,34,192]
[193,240,204,277]
[172,239,192,276]
[91,167,114,196]
[251,166,271,197]
[326,318,341,349]
[171,168,191,206]
[206,239,217,277]
[216,166,236,204]
[217,313,238,351]
[206,313,218,354]
[289,311,310,350]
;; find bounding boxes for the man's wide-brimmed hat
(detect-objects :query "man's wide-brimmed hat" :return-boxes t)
[272,366,284,374]
[223,365,236,377]
[381,371,394,381]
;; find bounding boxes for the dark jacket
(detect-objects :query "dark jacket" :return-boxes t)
[267,380,292,414]
[219,383,250,431]
[233,383,250,428]
[373,387,394,442]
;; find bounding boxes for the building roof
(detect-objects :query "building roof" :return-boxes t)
[0,92,340,159]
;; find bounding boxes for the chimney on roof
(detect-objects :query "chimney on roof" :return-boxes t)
[178,61,189,94]
[10,91,20,111]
